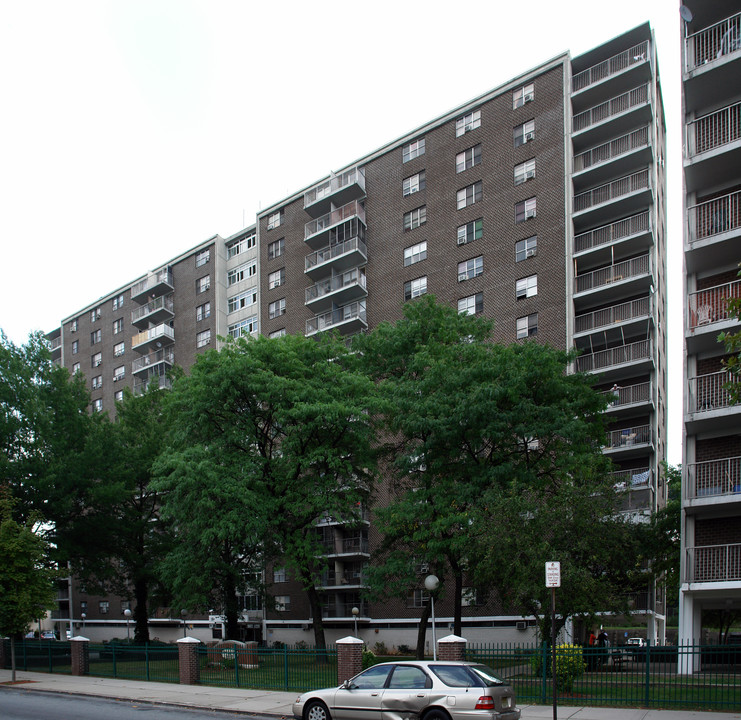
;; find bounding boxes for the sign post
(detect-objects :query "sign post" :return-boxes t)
[545,562,561,720]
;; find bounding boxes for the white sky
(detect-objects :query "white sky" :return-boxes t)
[0,0,683,463]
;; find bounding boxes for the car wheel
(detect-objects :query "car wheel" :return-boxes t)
[423,709,451,720]
[305,701,331,720]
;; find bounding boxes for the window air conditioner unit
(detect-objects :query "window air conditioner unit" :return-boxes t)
[113,377,117,382]
[523,92,534,103]
[526,249,536,258]
[525,170,535,180]
[516,621,527,631]
[525,209,536,220]
[94,361,101,367]
[524,132,535,142]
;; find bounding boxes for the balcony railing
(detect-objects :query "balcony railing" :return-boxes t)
[131,323,175,350]
[573,84,649,133]
[605,424,651,450]
[575,296,650,334]
[688,370,739,413]
[305,200,366,241]
[304,168,366,209]
[320,570,367,586]
[573,41,648,92]
[320,601,366,618]
[575,338,650,373]
[687,456,741,498]
[686,543,741,583]
[49,336,62,351]
[573,127,649,173]
[602,381,651,409]
[131,294,174,324]
[688,190,741,243]
[574,168,649,213]
[306,301,367,336]
[342,536,369,554]
[685,11,741,72]
[131,269,173,299]
[688,279,741,329]
[305,269,367,304]
[133,375,172,395]
[131,347,175,374]
[574,211,650,254]
[609,466,652,490]
[575,253,649,294]
[688,101,741,157]
[305,236,368,272]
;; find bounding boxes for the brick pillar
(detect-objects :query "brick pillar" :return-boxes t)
[178,637,200,685]
[337,636,363,685]
[70,637,90,676]
[438,634,467,661]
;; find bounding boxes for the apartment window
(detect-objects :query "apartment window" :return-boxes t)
[99,601,109,614]
[112,294,124,311]
[404,206,427,231]
[269,328,286,339]
[455,109,481,137]
[514,158,536,185]
[267,238,285,260]
[72,340,79,355]
[227,233,256,258]
[457,181,483,210]
[268,268,285,290]
[275,596,291,612]
[92,398,103,413]
[458,292,484,315]
[404,241,427,266]
[70,319,78,332]
[195,249,210,267]
[91,375,102,390]
[273,567,287,583]
[402,138,425,163]
[113,341,125,357]
[456,145,481,173]
[114,390,124,402]
[196,329,211,348]
[196,302,211,321]
[197,275,211,293]
[72,362,81,374]
[515,236,537,261]
[113,366,125,381]
[408,589,431,608]
[112,318,123,335]
[513,83,535,109]
[458,256,483,282]
[228,290,257,314]
[403,171,426,196]
[516,274,538,299]
[516,313,538,339]
[514,120,535,147]
[228,316,258,339]
[227,261,257,286]
[90,329,102,344]
[515,197,537,223]
[267,210,283,230]
[462,587,484,607]
[404,276,427,301]
[457,218,483,245]
[92,352,102,367]
[268,298,286,319]
[90,307,101,322]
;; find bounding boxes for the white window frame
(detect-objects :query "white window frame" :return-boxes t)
[514,158,536,185]
[458,256,484,282]
[268,298,286,319]
[516,313,538,339]
[197,275,211,293]
[196,302,211,321]
[274,595,291,612]
[195,249,210,267]
[404,276,427,300]
[515,119,535,147]
[267,210,283,230]
[113,365,125,381]
[513,83,535,109]
[403,171,425,197]
[404,206,427,231]
[113,342,125,357]
[228,316,258,339]
[269,328,286,339]
[90,308,101,322]
[455,109,481,137]
[227,262,257,286]
[91,329,102,344]
[92,352,102,367]
[72,362,81,374]
[515,236,537,262]
[112,295,124,311]
[273,567,287,583]
[455,145,481,173]
[196,329,211,348]
[457,218,483,245]
[268,268,285,290]
[457,181,483,210]
[114,390,124,402]
[458,292,483,315]
[515,197,537,223]
[228,290,257,314]
[402,138,425,163]
[267,238,285,259]
[227,233,256,258]
[516,274,538,299]
[72,340,79,355]
[92,398,103,413]
[113,318,123,335]
[403,241,427,267]
[91,375,102,390]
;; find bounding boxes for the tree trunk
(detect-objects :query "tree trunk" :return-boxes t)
[452,563,463,637]
[415,602,432,659]
[223,572,240,640]
[10,634,16,682]
[133,577,149,643]
[306,584,327,650]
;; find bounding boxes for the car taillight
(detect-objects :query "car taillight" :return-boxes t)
[475,696,495,710]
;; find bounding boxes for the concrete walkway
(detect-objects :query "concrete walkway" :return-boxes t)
[1,669,739,719]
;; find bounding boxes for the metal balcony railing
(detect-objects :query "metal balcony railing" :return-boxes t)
[131,269,173,299]
[305,269,366,303]
[575,254,650,294]
[133,375,172,395]
[575,296,650,333]
[320,570,366,586]
[688,101,741,156]
[602,381,651,409]
[687,456,741,498]
[342,536,369,554]
[131,294,174,323]
[688,279,741,329]
[304,167,365,208]
[49,336,62,351]
[686,543,741,583]
[305,237,368,272]
[131,348,175,374]
[320,602,366,618]
[688,190,741,243]
[574,168,649,213]
[574,127,649,173]
[575,338,650,373]
[605,424,651,450]
[573,41,648,92]
[305,200,365,241]
[688,370,739,413]
[685,11,741,72]
[306,301,367,336]
[609,467,651,490]
[573,84,649,133]
[574,211,650,254]
[131,324,175,349]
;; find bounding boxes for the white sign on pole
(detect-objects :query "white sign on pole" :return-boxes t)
[545,561,561,588]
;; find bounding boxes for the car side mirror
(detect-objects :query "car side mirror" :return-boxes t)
[341,680,352,689]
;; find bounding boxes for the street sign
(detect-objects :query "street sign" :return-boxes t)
[545,561,561,588]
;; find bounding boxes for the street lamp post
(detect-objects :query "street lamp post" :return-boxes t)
[81,613,86,633]
[124,608,132,642]
[181,609,188,638]
[424,575,439,660]
[351,606,359,637]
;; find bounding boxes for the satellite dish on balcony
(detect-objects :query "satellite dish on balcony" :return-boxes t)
[679,5,693,22]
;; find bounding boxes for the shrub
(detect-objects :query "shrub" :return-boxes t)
[530,643,585,692]
[362,648,377,669]
[397,644,413,655]
[373,641,388,655]
[295,640,309,650]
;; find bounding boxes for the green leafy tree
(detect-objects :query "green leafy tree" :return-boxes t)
[719,263,741,404]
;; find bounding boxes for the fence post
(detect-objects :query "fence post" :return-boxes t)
[70,637,90,676]
[177,637,200,685]
[644,639,651,707]
[337,636,364,686]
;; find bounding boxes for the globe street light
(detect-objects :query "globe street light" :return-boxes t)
[352,606,359,637]
[124,608,132,642]
[81,613,86,633]
[424,575,440,660]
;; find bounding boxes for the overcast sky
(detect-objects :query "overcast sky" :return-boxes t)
[0,0,683,462]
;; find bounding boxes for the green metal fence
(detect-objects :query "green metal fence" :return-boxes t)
[87,643,180,683]
[2,639,72,673]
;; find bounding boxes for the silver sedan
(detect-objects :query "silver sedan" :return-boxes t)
[293,660,520,720]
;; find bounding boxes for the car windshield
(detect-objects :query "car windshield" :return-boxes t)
[468,665,505,686]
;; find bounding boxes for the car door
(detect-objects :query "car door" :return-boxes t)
[333,664,392,720]
[380,665,430,720]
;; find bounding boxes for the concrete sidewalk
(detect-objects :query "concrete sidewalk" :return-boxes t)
[1,669,739,719]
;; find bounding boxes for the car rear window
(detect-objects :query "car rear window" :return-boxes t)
[468,665,505,687]
[430,665,481,687]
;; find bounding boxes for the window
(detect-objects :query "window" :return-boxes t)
[228,290,257,314]
[113,341,125,357]
[404,206,427,231]
[112,295,124,311]
[457,218,483,245]
[274,596,291,612]
[113,365,125,381]
[227,233,256,258]
[404,276,427,301]
[92,352,102,368]
[269,328,286,339]
[515,197,537,223]
[197,275,210,293]
[273,567,287,583]
[80,601,87,614]
[115,390,124,402]
[514,119,535,147]
[227,261,257,286]
[98,601,109,614]
[70,319,78,332]
[515,236,537,261]
[72,362,81,374]
[388,665,429,689]
[268,268,285,290]
[516,274,538,299]
[456,109,481,137]
[72,340,79,355]
[92,398,103,413]
[267,210,283,230]
[268,298,286,319]
[456,145,481,173]
[90,307,101,322]
[228,317,258,339]
[267,238,285,260]
[403,171,426,196]
[457,181,483,210]
[196,302,211,321]
[90,329,102,344]
[516,313,538,339]
[408,589,431,607]
[112,318,123,335]
[91,375,102,390]
[462,587,484,606]
[404,241,427,266]
[458,256,484,281]
[196,329,211,348]
[402,138,425,163]
[513,83,534,109]
[514,158,536,185]
[458,292,483,315]
[195,249,210,267]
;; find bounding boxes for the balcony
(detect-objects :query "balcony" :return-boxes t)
[573,127,651,188]
[304,167,366,218]
[574,254,651,308]
[685,543,741,584]
[304,200,366,249]
[573,168,651,228]
[609,466,652,491]
[320,601,367,619]
[575,296,650,336]
[685,101,741,191]
[687,279,741,353]
[687,372,740,435]
[133,374,173,396]
[305,268,367,313]
[572,40,649,94]
[306,300,367,337]
[602,381,652,414]
[574,210,651,261]
[686,190,741,273]
[572,84,651,148]
[131,347,175,377]
[575,338,652,377]
[131,294,174,329]
[131,269,173,303]
[305,236,368,280]
[131,323,175,352]
[687,456,741,501]
[604,424,652,456]
[319,570,367,588]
